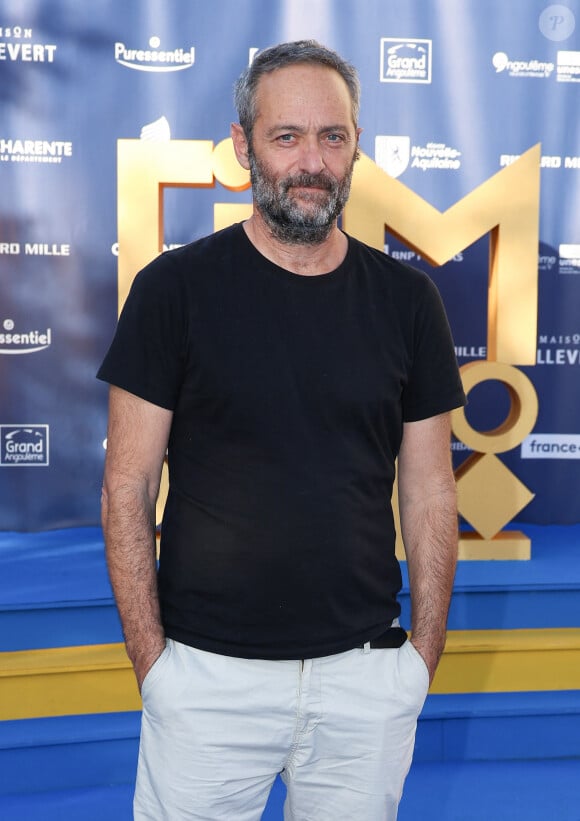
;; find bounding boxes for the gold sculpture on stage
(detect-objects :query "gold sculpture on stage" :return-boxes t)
[117,139,541,559]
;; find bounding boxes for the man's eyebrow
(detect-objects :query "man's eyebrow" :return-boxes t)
[264,124,351,137]
[264,124,306,137]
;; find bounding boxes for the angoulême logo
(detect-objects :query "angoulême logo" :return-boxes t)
[380,38,432,84]
[115,35,195,72]
[0,425,49,466]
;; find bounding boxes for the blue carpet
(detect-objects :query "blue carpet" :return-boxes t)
[2,524,580,650]
[1,524,579,817]
[399,760,580,821]
[2,761,580,820]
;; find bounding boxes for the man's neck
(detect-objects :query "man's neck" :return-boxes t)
[243,213,348,276]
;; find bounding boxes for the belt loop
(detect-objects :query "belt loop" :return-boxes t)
[363,641,371,654]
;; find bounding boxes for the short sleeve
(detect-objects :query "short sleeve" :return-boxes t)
[97,253,186,410]
[402,274,466,422]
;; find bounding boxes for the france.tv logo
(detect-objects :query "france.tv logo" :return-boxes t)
[0,425,49,466]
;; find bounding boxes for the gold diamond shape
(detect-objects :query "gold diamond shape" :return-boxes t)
[455,452,534,539]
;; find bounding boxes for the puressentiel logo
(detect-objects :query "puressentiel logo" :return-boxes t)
[0,318,52,354]
[380,38,432,84]
[0,425,49,466]
[115,36,195,72]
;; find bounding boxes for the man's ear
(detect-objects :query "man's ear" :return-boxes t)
[355,127,363,160]
[230,123,250,170]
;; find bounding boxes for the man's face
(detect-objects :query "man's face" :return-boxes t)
[247,64,360,245]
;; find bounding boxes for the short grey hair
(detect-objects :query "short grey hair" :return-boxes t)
[234,40,361,144]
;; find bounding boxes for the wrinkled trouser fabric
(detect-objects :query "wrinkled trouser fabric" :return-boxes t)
[134,637,429,821]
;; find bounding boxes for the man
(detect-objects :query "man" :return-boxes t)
[99,40,465,820]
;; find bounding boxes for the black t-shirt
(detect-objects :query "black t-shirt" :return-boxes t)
[98,223,465,659]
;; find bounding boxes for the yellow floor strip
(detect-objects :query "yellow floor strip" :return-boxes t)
[1,628,580,720]
[431,628,580,693]
[0,643,140,720]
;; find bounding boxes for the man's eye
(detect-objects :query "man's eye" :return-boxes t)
[278,134,294,142]
[326,133,344,143]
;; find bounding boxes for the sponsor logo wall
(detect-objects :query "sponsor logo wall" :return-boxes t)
[0,0,579,531]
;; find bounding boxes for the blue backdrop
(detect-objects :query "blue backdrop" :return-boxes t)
[1,0,579,531]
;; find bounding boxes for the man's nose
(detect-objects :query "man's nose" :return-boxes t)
[297,137,325,174]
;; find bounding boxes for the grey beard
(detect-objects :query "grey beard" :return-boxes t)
[248,152,353,246]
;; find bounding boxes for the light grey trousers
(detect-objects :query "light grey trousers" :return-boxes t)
[134,637,429,821]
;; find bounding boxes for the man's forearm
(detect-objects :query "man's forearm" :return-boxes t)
[400,483,458,681]
[102,483,165,689]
